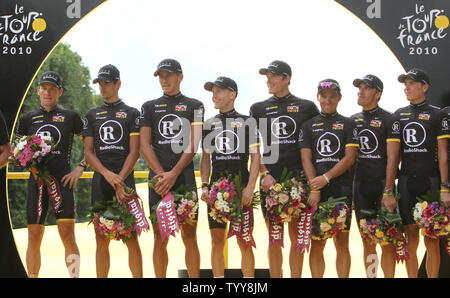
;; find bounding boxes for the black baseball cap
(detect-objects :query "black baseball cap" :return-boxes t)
[353,74,383,92]
[259,60,292,77]
[398,68,430,85]
[154,58,183,76]
[204,76,238,94]
[317,79,341,94]
[93,64,120,84]
[39,71,62,89]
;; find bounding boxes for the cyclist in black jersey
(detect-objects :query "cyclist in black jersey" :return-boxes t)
[299,79,359,278]
[139,59,203,278]
[0,111,10,168]
[249,60,319,278]
[15,71,85,278]
[83,65,142,278]
[200,76,260,278]
[351,74,396,278]
[384,68,449,278]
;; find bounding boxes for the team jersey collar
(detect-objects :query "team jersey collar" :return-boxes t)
[410,99,427,109]
[319,111,339,119]
[362,105,380,116]
[103,99,123,107]
[219,108,237,117]
[163,92,183,99]
[39,104,62,113]
[273,93,292,101]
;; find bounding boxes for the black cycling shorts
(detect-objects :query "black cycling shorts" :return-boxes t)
[148,167,198,225]
[353,179,386,224]
[91,170,136,205]
[26,177,75,225]
[398,176,440,225]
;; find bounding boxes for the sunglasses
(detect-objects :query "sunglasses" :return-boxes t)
[319,82,340,89]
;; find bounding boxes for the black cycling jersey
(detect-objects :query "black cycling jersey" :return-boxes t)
[83,100,140,169]
[444,106,450,177]
[351,106,393,181]
[202,109,259,183]
[388,101,449,177]
[0,111,9,145]
[139,92,204,168]
[17,105,83,174]
[298,112,360,184]
[249,94,319,170]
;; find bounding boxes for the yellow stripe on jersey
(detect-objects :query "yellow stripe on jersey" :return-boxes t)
[386,138,401,143]
[437,134,450,140]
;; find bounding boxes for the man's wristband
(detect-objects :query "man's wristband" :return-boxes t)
[202,182,209,188]
[322,174,330,184]
[383,189,393,196]
[441,189,449,193]
[311,190,321,194]
[261,171,270,179]
[79,160,87,169]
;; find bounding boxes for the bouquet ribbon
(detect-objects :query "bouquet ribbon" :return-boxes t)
[268,219,284,247]
[295,205,317,252]
[446,236,450,257]
[156,192,179,241]
[228,206,256,248]
[36,176,62,224]
[124,194,149,236]
[394,241,410,263]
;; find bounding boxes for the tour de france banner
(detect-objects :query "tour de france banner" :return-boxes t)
[0,0,449,277]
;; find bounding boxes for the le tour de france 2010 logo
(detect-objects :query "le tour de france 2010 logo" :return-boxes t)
[397,3,449,56]
[0,3,46,56]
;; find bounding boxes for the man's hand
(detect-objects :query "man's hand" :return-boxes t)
[242,185,254,207]
[381,194,397,213]
[440,191,450,208]
[201,187,209,203]
[261,174,275,192]
[104,171,124,190]
[29,167,39,181]
[115,185,131,204]
[307,192,321,207]
[308,175,328,191]
[61,166,84,189]
[155,170,178,196]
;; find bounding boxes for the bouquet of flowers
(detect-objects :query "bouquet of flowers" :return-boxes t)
[413,191,450,239]
[9,134,54,182]
[264,168,309,223]
[311,196,350,240]
[89,200,136,242]
[148,177,199,226]
[360,208,409,262]
[208,172,260,225]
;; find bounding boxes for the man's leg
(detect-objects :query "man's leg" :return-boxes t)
[56,219,80,278]
[288,219,304,277]
[424,236,440,278]
[125,236,143,278]
[26,224,45,278]
[361,237,378,278]
[333,231,351,278]
[152,223,169,278]
[95,227,111,278]
[181,222,200,278]
[236,237,255,278]
[380,244,396,278]
[210,228,226,277]
[309,238,327,278]
[404,224,420,278]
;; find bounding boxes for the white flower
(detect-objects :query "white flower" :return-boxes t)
[339,209,347,217]
[17,140,27,150]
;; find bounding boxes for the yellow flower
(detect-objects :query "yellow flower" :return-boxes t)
[287,207,293,214]
[320,222,332,232]
[328,218,335,224]
[380,241,389,246]
[223,192,229,199]
[214,200,219,209]
[375,231,384,238]
[273,184,282,192]
[420,202,428,210]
